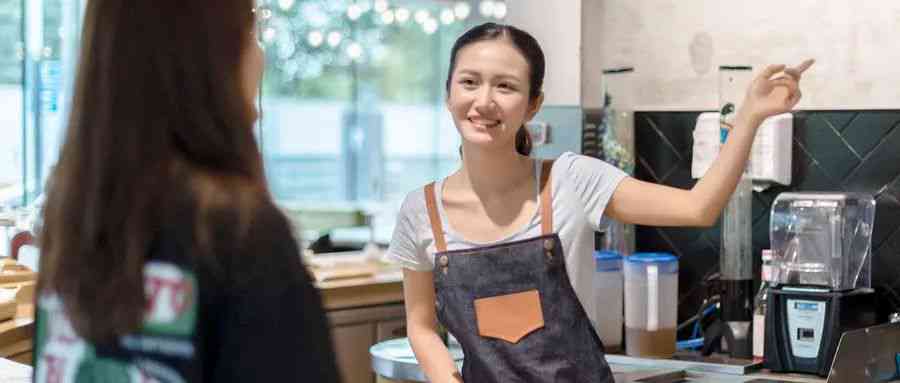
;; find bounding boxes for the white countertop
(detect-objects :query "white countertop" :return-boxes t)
[0,358,30,382]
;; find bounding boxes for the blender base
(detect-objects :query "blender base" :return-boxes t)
[764,286,878,376]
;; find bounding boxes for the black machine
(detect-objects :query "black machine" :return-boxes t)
[762,192,881,376]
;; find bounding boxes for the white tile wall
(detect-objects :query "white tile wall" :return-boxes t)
[511,0,900,110]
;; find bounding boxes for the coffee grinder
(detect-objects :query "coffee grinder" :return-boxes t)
[764,192,879,376]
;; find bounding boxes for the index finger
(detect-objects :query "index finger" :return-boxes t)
[795,59,815,73]
[789,59,815,76]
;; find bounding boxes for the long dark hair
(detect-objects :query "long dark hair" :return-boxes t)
[446,22,545,156]
[39,0,265,343]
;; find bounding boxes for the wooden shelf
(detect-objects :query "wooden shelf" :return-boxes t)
[0,304,34,362]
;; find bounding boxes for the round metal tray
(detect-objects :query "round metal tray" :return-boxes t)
[370,338,464,382]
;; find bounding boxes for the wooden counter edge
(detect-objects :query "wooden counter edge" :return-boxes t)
[317,276,404,311]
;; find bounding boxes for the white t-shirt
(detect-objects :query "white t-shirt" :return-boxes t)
[384,151,628,335]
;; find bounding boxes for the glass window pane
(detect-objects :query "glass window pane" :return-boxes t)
[0,0,23,206]
[260,0,490,204]
[259,0,351,202]
[21,0,81,203]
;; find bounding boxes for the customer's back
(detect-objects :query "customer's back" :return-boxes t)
[32,0,340,381]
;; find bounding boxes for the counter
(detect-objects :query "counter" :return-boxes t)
[370,338,836,383]
[0,357,30,382]
[0,277,35,365]
[0,303,33,365]
[307,251,404,311]
[309,253,830,383]
[307,251,407,383]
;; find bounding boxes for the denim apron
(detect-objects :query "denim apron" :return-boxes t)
[425,160,614,382]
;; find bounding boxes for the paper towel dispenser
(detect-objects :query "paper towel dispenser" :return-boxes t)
[691,112,793,190]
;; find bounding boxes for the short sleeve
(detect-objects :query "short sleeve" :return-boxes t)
[383,190,433,272]
[558,152,629,231]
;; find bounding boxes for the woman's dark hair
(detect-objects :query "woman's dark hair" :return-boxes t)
[39,0,265,343]
[446,22,545,156]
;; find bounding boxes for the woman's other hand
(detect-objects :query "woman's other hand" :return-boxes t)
[740,59,814,122]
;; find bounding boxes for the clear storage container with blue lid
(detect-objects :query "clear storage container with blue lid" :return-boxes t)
[594,250,624,272]
[624,252,678,273]
[624,252,679,358]
[592,250,624,351]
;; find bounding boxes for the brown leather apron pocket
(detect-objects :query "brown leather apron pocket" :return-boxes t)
[474,289,545,343]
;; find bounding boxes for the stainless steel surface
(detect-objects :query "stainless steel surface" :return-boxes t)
[370,338,463,382]
[371,337,834,382]
[726,321,751,340]
[370,338,688,382]
[827,322,900,382]
[606,353,763,375]
[613,367,686,382]
[726,321,753,357]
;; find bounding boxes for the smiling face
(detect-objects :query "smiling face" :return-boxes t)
[447,38,542,154]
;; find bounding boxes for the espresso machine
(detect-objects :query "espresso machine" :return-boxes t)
[764,192,879,376]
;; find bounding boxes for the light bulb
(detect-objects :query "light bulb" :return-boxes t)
[423,18,438,34]
[454,2,471,20]
[307,30,324,47]
[278,0,295,11]
[262,27,277,44]
[373,0,388,13]
[381,10,395,24]
[347,4,363,20]
[327,31,343,47]
[478,0,494,18]
[414,9,430,24]
[492,1,507,19]
[347,42,363,60]
[440,9,455,25]
[395,7,410,23]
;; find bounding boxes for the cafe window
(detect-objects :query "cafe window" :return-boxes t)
[0,0,83,206]
[0,0,24,206]
[257,0,506,203]
[0,0,508,207]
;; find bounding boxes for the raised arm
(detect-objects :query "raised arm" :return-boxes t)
[606,60,814,227]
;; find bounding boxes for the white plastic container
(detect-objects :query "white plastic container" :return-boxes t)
[593,250,623,351]
[624,253,678,358]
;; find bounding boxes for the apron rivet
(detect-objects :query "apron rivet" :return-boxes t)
[439,255,449,266]
[543,239,554,251]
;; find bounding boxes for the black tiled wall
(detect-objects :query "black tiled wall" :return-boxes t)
[633,111,900,323]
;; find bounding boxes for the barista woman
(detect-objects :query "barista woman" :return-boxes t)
[385,22,812,382]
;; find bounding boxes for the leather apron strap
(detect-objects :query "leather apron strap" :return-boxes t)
[424,183,448,253]
[539,160,554,236]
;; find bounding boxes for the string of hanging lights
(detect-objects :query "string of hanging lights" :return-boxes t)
[255,0,506,75]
